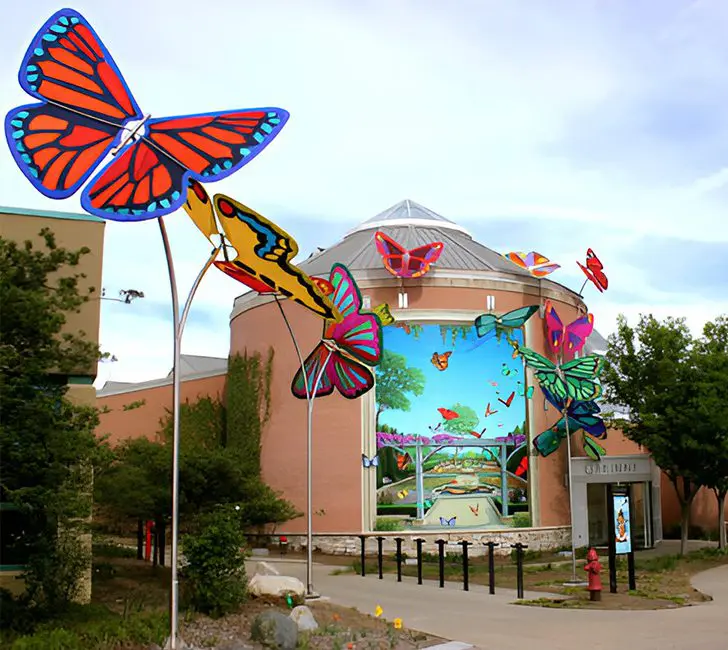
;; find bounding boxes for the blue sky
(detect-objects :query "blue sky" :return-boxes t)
[378,325,527,448]
[2,1,727,386]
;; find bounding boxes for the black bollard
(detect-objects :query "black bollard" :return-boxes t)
[486,541,496,594]
[415,538,424,585]
[436,539,446,588]
[395,537,403,582]
[511,543,528,599]
[627,551,637,591]
[377,536,384,579]
[136,519,144,560]
[460,541,471,591]
[359,535,366,577]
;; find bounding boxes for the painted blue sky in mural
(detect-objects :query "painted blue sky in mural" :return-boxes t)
[377,324,528,446]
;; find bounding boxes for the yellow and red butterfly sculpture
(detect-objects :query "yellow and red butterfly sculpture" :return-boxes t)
[5,8,288,220]
[183,180,339,322]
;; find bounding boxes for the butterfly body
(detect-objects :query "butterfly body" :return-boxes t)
[577,248,608,293]
[6,9,289,221]
[374,231,444,278]
[431,351,452,371]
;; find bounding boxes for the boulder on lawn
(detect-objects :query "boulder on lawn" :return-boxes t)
[248,574,305,599]
[250,610,298,649]
[289,605,318,631]
[254,561,281,576]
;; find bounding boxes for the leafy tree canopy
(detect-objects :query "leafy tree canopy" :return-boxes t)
[375,350,425,425]
[442,403,479,435]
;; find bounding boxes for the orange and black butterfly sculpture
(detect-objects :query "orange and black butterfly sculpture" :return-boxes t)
[5,8,288,221]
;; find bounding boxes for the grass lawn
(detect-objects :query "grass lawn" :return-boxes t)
[337,546,728,610]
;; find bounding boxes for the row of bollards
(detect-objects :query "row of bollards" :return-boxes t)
[357,535,529,597]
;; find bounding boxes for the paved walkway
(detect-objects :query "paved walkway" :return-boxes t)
[248,559,728,650]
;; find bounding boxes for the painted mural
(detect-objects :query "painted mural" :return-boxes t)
[373,322,530,529]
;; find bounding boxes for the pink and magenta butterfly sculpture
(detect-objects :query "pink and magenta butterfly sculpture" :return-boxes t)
[291,263,382,400]
[374,231,443,279]
[4,8,288,221]
[543,299,594,360]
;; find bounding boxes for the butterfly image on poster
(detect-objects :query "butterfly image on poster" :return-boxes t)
[502,251,561,277]
[577,248,608,293]
[184,183,338,321]
[374,231,444,279]
[372,303,395,326]
[4,9,288,220]
[474,305,539,343]
[396,453,412,470]
[439,516,457,527]
[291,264,382,400]
[361,454,379,468]
[469,504,480,516]
[514,344,604,402]
[484,403,499,417]
[437,407,460,420]
[514,456,529,478]
[498,391,515,408]
[517,381,535,398]
[543,300,594,358]
[431,351,452,371]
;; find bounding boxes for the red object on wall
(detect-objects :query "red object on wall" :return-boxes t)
[145,520,153,562]
[584,547,603,600]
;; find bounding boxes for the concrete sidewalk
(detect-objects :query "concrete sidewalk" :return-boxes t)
[248,559,728,650]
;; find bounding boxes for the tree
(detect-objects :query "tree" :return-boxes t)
[0,229,109,611]
[374,350,425,428]
[602,314,716,554]
[442,403,479,435]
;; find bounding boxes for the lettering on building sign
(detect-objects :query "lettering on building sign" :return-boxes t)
[584,462,638,476]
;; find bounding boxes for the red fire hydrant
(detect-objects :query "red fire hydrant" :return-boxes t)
[584,547,603,601]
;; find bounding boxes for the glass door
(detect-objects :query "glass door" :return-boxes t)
[587,483,608,546]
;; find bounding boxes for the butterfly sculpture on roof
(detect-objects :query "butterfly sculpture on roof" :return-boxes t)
[374,231,444,279]
[502,251,560,277]
[5,8,288,220]
[534,387,607,460]
[291,264,382,399]
[543,300,594,360]
[183,181,338,321]
[577,248,608,294]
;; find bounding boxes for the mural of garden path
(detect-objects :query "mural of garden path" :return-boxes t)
[253,559,728,650]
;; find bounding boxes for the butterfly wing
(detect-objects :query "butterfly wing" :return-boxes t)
[515,456,529,477]
[291,343,334,399]
[327,353,376,399]
[564,313,594,357]
[560,355,605,401]
[183,179,219,242]
[82,109,288,220]
[374,231,407,277]
[579,249,608,292]
[372,303,395,326]
[327,264,382,365]
[474,314,498,340]
[533,422,566,457]
[499,305,540,329]
[403,242,444,278]
[311,277,334,296]
[543,301,565,353]
[502,251,530,271]
[6,9,142,198]
[583,434,606,461]
[213,261,276,294]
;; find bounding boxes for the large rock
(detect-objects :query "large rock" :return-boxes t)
[254,561,281,576]
[289,605,318,631]
[248,574,305,599]
[250,611,298,649]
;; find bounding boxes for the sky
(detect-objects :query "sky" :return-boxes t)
[378,324,527,450]
[2,0,728,387]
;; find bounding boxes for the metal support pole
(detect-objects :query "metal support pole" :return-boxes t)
[486,541,496,594]
[500,443,509,517]
[436,539,446,588]
[377,536,384,579]
[563,406,578,584]
[359,535,366,577]
[415,538,424,585]
[415,440,425,519]
[460,541,470,591]
[511,543,527,599]
[395,538,403,582]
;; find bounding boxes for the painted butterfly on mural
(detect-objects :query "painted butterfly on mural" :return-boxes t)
[514,456,529,478]
[437,407,460,421]
[439,516,457,527]
[396,322,412,335]
[484,403,499,417]
[517,381,535,398]
[374,231,444,279]
[4,9,288,220]
[502,251,561,277]
[474,305,539,343]
[431,351,452,371]
[469,504,480,516]
[469,428,486,439]
[371,303,395,326]
[501,363,517,376]
[396,453,412,471]
[361,454,379,468]
[577,248,608,293]
[397,489,409,500]
[291,264,382,400]
[184,183,338,321]
[543,300,594,359]
[514,344,604,402]
[498,391,515,408]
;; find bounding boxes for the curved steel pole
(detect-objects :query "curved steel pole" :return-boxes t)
[158,220,220,650]
[564,406,578,583]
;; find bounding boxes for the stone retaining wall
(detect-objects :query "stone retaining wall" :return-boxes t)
[274,527,570,557]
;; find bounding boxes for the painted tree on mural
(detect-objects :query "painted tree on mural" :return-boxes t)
[442,403,479,435]
[375,350,426,429]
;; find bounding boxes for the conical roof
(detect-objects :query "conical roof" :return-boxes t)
[298,199,531,277]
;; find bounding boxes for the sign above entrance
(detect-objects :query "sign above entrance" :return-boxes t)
[572,455,653,483]
[584,461,638,476]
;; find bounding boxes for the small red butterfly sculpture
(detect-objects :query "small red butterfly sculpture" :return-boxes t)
[431,351,452,371]
[438,407,460,420]
[374,231,444,279]
[577,248,608,293]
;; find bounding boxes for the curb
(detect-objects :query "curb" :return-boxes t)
[426,643,473,650]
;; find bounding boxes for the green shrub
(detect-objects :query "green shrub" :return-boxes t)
[11,627,82,650]
[511,512,531,528]
[373,518,404,531]
[182,507,248,617]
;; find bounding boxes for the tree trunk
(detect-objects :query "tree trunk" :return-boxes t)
[679,501,691,556]
[716,489,727,550]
